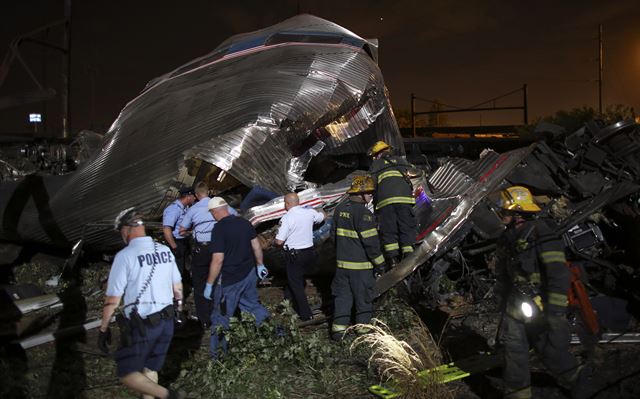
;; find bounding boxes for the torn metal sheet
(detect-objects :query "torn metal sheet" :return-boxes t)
[17,317,113,350]
[374,145,535,297]
[0,14,401,250]
[571,332,640,344]
[385,119,640,311]
[246,178,351,226]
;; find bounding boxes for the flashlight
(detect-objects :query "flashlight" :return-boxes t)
[521,301,534,318]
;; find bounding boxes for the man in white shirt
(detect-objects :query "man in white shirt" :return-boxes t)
[273,193,325,320]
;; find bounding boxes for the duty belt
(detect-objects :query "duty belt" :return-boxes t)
[285,246,313,258]
[142,305,174,326]
[196,241,210,246]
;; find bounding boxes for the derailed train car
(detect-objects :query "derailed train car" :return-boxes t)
[242,117,640,304]
[373,120,640,311]
[0,14,402,250]
[1,13,638,312]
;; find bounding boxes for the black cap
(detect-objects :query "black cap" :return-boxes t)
[179,187,195,197]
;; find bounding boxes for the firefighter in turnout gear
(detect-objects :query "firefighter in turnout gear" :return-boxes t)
[495,186,591,399]
[331,175,386,341]
[367,140,416,265]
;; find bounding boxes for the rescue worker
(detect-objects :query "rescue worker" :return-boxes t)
[331,175,386,341]
[367,140,416,265]
[97,208,184,399]
[162,186,195,277]
[204,197,270,358]
[180,182,238,327]
[495,186,591,399]
[273,192,326,321]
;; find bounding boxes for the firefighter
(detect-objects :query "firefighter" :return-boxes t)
[495,186,591,399]
[331,175,386,341]
[367,140,416,265]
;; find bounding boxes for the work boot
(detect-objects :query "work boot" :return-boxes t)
[388,257,400,269]
[570,365,593,399]
[331,331,345,342]
[401,245,415,259]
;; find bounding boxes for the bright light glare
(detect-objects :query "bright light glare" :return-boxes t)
[29,113,42,123]
[521,301,533,318]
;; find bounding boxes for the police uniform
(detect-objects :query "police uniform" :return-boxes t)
[331,197,385,338]
[276,205,325,320]
[181,199,237,325]
[496,217,589,399]
[163,198,189,276]
[368,154,416,260]
[106,236,181,378]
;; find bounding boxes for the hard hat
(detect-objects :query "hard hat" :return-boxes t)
[347,175,375,194]
[114,207,144,231]
[499,186,541,213]
[367,140,391,157]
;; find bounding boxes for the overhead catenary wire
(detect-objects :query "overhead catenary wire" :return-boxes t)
[413,96,465,110]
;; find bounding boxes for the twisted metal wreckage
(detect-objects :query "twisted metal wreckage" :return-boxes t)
[1,15,640,316]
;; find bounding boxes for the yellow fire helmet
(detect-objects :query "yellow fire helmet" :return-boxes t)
[347,175,375,194]
[499,186,541,213]
[367,140,391,157]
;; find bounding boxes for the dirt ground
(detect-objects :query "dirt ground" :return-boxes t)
[2,254,640,398]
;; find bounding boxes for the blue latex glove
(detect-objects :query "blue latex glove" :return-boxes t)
[256,264,268,280]
[204,283,213,300]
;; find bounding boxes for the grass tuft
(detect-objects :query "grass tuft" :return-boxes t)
[349,317,453,399]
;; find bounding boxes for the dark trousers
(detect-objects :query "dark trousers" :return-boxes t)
[331,268,375,334]
[174,239,190,278]
[378,203,416,259]
[283,248,315,320]
[501,314,585,399]
[191,245,213,325]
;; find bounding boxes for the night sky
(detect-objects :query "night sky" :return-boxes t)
[1,0,638,136]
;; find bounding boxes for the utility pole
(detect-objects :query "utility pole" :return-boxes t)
[410,92,416,137]
[62,0,72,138]
[598,24,603,115]
[522,84,528,125]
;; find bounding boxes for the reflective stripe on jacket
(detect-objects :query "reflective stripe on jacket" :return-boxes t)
[496,218,570,317]
[369,155,414,210]
[333,199,384,270]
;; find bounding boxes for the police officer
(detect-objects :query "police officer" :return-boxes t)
[180,181,237,327]
[97,208,184,399]
[162,187,195,277]
[331,175,386,341]
[367,140,416,265]
[495,186,591,399]
[273,193,326,321]
[204,197,270,358]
